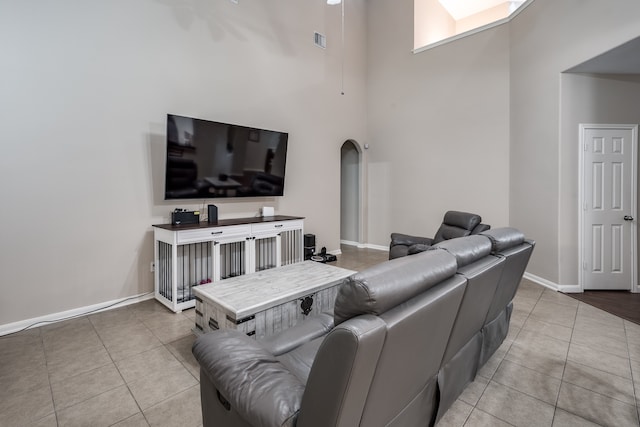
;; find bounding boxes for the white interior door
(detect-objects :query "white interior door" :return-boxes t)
[580,124,637,291]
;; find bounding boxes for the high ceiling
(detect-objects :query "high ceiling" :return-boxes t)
[566,36,640,74]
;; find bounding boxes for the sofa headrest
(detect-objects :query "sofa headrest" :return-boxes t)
[429,235,492,268]
[480,227,525,253]
[333,250,457,325]
[443,211,482,230]
[433,211,482,243]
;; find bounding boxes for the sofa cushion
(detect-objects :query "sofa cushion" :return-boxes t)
[429,235,492,268]
[333,250,457,325]
[480,227,525,253]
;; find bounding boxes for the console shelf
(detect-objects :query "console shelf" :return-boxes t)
[152,216,304,312]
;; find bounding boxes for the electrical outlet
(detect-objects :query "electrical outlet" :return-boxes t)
[150,262,155,272]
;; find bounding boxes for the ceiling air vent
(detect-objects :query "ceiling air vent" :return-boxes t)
[314,32,327,49]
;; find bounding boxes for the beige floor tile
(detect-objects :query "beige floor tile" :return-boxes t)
[476,381,555,426]
[624,320,640,346]
[98,322,163,361]
[47,344,114,382]
[41,317,94,336]
[28,413,59,427]
[477,341,509,379]
[50,363,124,410]
[529,300,577,328]
[567,342,631,379]
[0,333,43,360]
[127,363,198,410]
[56,385,139,427]
[111,412,151,427]
[463,409,513,427]
[538,289,579,308]
[552,409,601,427]
[146,317,195,344]
[576,303,625,328]
[492,359,561,405]
[181,308,196,321]
[436,399,473,427]
[570,327,628,359]
[0,383,55,426]
[458,375,489,406]
[627,341,640,362]
[573,316,627,345]
[135,309,188,327]
[512,295,538,314]
[521,317,573,342]
[116,345,184,383]
[143,385,202,427]
[509,307,529,329]
[0,362,50,401]
[562,361,635,405]
[89,306,140,332]
[516,280,545,301]
[166,334,200,379]
[557,382,638,427]
[504,330,569,379]
[43,328,104,358]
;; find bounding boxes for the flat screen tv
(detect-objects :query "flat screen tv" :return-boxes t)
[164,114,288,200]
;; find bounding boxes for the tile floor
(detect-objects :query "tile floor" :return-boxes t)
[1,245,639,426]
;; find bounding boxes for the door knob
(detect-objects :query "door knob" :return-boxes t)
[624,215,634,221]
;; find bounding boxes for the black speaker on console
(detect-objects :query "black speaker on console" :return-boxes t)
[304,234,315,260]
[208,205,218,224]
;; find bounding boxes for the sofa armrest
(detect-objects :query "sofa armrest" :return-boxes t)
[259,313,334,356]
[193,330,305,427]
[390,233,434,248]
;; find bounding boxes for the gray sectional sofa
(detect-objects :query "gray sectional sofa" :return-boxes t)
[192,227,534,427]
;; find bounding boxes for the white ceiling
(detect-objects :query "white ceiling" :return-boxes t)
[438,0,508,20]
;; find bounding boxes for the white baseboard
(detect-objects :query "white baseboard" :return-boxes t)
[0,292,154,337]
[557,284,582,293]
[362,243,389,251]
[523,272,559,291]
[338,240,388,252]
[340,240,366,248]
[329,249,343,255]
[523,272,583,293]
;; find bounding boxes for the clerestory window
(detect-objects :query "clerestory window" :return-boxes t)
[414,0,529,52]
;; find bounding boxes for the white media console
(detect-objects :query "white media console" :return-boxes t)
[152,216,304,312]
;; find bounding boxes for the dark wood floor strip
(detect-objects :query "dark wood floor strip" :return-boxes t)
[567,290,640,325]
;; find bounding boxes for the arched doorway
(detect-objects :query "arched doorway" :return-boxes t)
[340,140,361,245]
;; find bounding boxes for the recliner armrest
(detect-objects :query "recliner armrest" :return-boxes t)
[471,223,491,234]
[259,313,334,356]
[193,330,305,427]
[390,233,434,248]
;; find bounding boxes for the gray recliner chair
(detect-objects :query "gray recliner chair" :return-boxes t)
[389,211,490,260]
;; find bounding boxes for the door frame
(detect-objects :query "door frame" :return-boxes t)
[578,123,638,292]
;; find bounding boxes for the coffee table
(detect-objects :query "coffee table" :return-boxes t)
[193,261,355,339]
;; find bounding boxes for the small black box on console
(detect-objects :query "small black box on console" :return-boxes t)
[171,209,200,225]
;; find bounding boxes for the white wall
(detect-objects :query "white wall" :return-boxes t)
[368,0,511,247]
[509,0,640,284]
[559,73,640,287]
[0,0,367,327]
